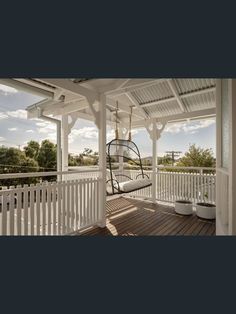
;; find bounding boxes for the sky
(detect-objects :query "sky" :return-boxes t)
[0,83,216,157]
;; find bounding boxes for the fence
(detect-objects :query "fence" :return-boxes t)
[0,166,216,235]
[0,170,101,235]
[118,166,216,204]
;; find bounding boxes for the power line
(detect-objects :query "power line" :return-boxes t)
[165,151,182,166]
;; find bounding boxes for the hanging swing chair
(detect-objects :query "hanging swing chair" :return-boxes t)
[106,104,152,195]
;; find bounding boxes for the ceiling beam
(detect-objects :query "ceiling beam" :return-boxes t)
[106,97,144,119]
[131,108,216,128]
[126,92,149,119]
[104,79,132,91]
[115,79,131,89]
[71,111,117,126]
[167,79,187,112]
[104,79,166,97]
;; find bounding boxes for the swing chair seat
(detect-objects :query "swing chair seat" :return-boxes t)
[114,177,152,193]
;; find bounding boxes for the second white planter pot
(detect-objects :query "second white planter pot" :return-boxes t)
[196,203,216,220]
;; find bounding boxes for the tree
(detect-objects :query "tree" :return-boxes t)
[0,146,39,186]
[68,153,83,166]
[176,144,215,168]
[24,140,40,159]
[37,140,57,171]
[19,157,39,185]
[158,155,173,166]
[82,148,93,156]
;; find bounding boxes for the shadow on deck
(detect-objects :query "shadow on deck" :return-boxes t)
[79,197,216,236]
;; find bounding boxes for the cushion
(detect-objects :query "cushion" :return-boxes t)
[114,178,152,193]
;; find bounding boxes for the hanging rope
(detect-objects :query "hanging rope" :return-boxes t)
[115,101,119,140]
[128,106,133,141]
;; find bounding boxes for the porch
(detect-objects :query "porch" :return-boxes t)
[80,197,215,236]
[0,78,225,236]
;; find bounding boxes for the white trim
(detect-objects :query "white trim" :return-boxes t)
[0,78,54,99]
[39,79,98,101]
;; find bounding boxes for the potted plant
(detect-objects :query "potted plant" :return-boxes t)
[175,196,193,216]
[196,192,216,220]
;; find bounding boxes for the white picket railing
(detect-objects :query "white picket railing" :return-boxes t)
[0,166,216,235]
[0,170,101,236]
[118,167,216,204]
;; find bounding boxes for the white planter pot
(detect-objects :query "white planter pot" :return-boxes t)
[196,203,216,220]
[175,200,193,215]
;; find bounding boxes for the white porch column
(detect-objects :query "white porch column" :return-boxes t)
[229,79,236,234]
[61,114,69,172]
[145,119,166,204]
[98,94,107,227]
[152,124,157,203]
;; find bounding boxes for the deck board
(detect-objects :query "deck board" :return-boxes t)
[79,197,216,236]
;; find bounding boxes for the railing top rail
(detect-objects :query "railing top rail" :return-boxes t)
[156,166,215,171]
[0,177,101,193]
[122,165,215,171]
[0,169,101,180]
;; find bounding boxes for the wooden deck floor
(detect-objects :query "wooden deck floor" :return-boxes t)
[80,197,216,236]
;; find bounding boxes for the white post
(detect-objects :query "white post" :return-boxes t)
[56,123,62,174]
[61,115,69,172]
[229,79,236,234]
[152,122,157,203]
[98,94,107,227]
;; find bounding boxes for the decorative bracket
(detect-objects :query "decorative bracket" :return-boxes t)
[68,112,79,133]
[144,118,167,141]
[87,95,100,128]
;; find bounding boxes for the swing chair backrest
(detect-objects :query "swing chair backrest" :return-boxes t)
[106,139,145,176]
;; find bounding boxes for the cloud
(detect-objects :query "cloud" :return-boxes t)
[0,84,18,95]
[164,119,215,135]
[69,127,98,144]
[7,109,27,120]
[36,121,56,134]
[43,132,57,142]
[32,120,57,142]
[8,127,18,131]
[0,136,5,141]
[0,112,8,120]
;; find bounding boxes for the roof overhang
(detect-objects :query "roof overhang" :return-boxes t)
[1,78,217,128]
